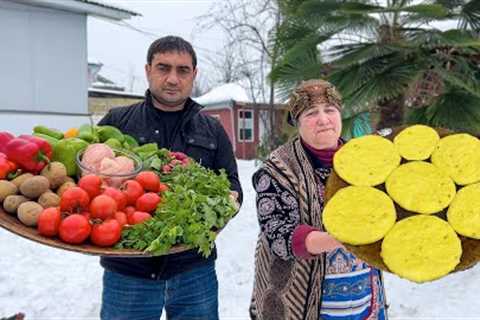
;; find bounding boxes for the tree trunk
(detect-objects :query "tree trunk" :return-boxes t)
[377,96,405,130]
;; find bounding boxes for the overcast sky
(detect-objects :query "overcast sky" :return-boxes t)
[87,0,225,93]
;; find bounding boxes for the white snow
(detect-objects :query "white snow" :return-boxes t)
[193,83,250,106]
[2,160,480,319]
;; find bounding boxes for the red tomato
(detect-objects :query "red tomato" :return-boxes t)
[60,187,90,213]
[37,207,62,237]
[121,180,144,206]
[58,214,91,244]
[158,183,169,193]
[124,206,136,216]
[114,211,128,227]
[78,174,103,199]
[90,195,117,220]
[90,219,122,247]
[103,187,127,210]
[128,211,152,225]
[135,171,160,192]
[135,192,161,213]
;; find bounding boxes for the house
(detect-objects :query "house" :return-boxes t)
[0,0,139,134]
[88,61,144,116]
[194,83,287,160]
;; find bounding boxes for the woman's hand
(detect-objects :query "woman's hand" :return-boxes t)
[305,231,344,255]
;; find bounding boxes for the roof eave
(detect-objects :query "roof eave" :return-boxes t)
[10,0,139,20]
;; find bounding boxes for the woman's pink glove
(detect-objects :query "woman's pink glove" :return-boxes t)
[305,231,344,255]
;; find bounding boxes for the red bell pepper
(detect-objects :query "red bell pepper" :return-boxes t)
[0,131,14,154]
[0,152,16,179]
[18,134,53,159]
[4,138,51,174]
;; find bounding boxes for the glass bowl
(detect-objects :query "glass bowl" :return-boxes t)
[76,148,143,188]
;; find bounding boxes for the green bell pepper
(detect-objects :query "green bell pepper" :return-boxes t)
[32,133,60,149]
[33,125,64,140]
[123,134,139,149]
[105,138,123,150]
[53,138,89,176]
[78,124,98,143]
[133,143,158,161]
[97,125,125,143]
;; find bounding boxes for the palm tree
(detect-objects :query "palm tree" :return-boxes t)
[272,0,480,133]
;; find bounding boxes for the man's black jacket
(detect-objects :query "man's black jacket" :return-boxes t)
[98,92,243,280]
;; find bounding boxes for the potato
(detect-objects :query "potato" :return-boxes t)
[57,181,76,197]
[38,191,60,208]
[0,180,18,202]
[41,162,68,189]
[3,195,29,214]
[19,176,50,199]
[10,173,34,188]
[17,201,44,227]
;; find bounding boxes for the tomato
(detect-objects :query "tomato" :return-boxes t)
[124,206,136,216]
[135,171,160,192]
[78,174,103,199]
[127,211,152,225]
[135,192,161,213]
[58,214,91,244]
[114,211,128,227]
[89,195,117,220]
[90,219,122,247]
[60,187,90,213]
[121,180,144,206]
[158,183,169,193]
[103,187,127,210]
[37,207,62,237]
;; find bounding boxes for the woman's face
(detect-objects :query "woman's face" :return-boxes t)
[297,102,342,149]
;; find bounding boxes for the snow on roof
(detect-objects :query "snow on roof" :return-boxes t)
[193,83,250,107]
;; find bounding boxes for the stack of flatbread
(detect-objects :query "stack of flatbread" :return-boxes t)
[325,125,480,283]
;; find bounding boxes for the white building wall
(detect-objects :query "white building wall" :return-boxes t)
[0,1,88,113]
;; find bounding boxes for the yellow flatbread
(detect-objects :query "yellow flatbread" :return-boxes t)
[431,133,480,185]
[393,125,440,160]
[333,135,401,186]
[323,186,397,245]
[381,215,462,283]
[447,183,480,239]
[385,161,456,214]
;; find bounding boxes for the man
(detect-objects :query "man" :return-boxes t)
[98,36,243,320]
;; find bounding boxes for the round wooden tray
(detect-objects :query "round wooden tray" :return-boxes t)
[0,207,191,257]
[325,126,480,273]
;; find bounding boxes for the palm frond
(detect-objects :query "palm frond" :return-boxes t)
[406,87,480,134]
[341,112,373,140]
[458,0,480,32]
[326,42,404,66]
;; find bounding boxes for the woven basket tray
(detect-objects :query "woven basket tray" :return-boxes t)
[0,207,191,257]
[325,126,480,272]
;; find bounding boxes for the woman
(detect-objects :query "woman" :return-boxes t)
[250,79,387,320]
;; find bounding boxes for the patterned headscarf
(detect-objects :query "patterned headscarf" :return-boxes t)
[287,79,342,126]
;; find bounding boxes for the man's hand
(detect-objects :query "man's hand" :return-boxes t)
[229,191,240,211]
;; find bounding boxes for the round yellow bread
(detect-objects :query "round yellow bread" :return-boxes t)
[381,215,462,283]
[431,133,480,185]
[447,183,480,239]
[393,125,440,160]
[333,135,401,186]
[385,161,456,214]
[323,186,397,245]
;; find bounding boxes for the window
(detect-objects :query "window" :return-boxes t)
[238,110,254,142]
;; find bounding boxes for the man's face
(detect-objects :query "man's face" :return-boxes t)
[145,51,197,108]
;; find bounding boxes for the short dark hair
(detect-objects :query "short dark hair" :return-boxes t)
[146,36,197,68]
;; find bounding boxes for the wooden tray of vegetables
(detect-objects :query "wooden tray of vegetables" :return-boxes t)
[0,126,237,257]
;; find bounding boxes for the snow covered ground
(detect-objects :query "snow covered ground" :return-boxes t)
[1,160,480,319]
